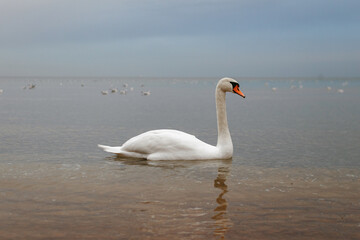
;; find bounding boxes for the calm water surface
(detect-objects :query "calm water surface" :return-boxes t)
[0,77,359,239]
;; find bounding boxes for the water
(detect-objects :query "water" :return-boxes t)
[0,77,359,239]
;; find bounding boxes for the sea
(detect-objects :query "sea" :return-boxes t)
[0,77,359,239]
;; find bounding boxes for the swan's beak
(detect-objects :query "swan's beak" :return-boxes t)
[233,85,246,98]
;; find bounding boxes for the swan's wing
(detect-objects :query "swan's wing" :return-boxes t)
[122,130,198,152]
[98,130,195,155]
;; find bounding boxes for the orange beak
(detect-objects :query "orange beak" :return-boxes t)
[233,85,246,98]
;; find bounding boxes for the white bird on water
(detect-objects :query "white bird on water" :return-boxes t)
[141,90,151,96]
[98,78,246,160]
[110,88,118,93]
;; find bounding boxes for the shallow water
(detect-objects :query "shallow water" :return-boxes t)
[0,77,359,239]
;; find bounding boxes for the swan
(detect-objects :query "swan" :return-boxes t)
[98,77,246,160]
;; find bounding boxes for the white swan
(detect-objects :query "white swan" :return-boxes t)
[98,78,245,160]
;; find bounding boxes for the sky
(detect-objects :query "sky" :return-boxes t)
[0,0,359,78]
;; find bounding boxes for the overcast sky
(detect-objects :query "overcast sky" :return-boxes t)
[0,0,359,78]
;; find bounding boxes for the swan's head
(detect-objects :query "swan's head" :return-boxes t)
[218,77,246,98]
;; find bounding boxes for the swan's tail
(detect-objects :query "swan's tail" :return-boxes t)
[98,144,147,159]
[98,144,123,154]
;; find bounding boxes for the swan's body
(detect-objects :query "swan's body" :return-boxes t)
[98,78,245,160]
[99,129,218,160]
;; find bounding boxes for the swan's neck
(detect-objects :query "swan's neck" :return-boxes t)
[216,87,233,156]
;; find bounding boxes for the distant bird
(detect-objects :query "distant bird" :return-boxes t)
[110,88,118,93]
[272,87,277,92]
[123,83,128,88]
[141,90,151,96]
[327,86,332,91]
[337,89,344,94]
[101,90,108,95]
[119,89,127,95]
[0,89,3,94]
[23,84,36,90]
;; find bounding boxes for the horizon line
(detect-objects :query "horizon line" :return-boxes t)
[1,75,360,80]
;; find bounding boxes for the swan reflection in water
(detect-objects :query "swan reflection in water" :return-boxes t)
[212,166,233,239]
[107,156,233,238]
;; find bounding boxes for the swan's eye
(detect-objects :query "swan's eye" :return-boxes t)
[230,82,239,90]
[230,82,239,89]
[231,82,246,98]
